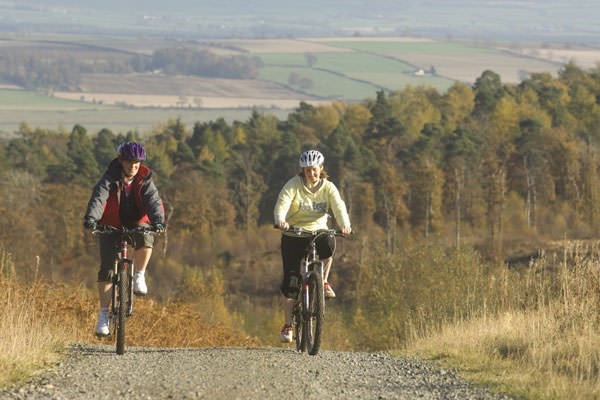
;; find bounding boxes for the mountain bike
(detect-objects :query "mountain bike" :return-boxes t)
[92,225,157,355]
[287,227,345,356]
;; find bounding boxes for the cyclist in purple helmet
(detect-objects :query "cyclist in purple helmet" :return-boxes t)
[117,141,146,161]
[83,141,166,336]
[274,149,352,343]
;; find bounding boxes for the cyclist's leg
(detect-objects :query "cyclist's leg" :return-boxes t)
[279,235,305,342]
[316,234,336,297]
[97,235,116,307]
[96,236,115,336]
[132,247,151,295]
[133,229,155,273]
[283,297,295,325]
[321,257,337,298]
[280,234,304,300]
[98,281,112,307]
[315,233,336,276]
[132,230,155,295]
[96,281,112,336]
[133,247,152,273]
[280,296,295,343]
[322,257,333,282]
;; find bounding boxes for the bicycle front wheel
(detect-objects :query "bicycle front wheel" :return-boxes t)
[304,271,324,355]
[116,264,129,355]
[293,301,305,352]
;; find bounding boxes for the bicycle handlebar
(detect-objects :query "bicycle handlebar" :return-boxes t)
[92,225,160,236]
[273,224,349,238]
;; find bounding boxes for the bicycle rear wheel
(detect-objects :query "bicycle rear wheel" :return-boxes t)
[304,271,323,355]
[115,264,129,355]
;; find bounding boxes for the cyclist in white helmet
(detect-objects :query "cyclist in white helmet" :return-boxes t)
[274,149,352,343]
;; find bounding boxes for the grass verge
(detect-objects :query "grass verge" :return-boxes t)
[403,243,600,400]
[0,275,258,389]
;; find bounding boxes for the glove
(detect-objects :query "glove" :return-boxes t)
[83,218,97,230]
[152,222,166,232]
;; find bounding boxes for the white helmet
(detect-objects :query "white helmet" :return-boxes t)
[299,150,324,168]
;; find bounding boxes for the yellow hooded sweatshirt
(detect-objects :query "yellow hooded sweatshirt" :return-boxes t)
[274,175,351,233]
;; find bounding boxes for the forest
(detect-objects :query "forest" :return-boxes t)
[0,46,263,90]
[1,61,600,348]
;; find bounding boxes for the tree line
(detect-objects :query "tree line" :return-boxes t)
[0,45,262,90]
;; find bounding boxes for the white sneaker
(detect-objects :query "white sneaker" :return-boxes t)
[95,308,110,337]
[280,324,293,343]
[134,272,147,296]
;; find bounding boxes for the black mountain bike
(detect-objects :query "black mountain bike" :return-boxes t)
[288,227,345,356]
[93,225,157,355]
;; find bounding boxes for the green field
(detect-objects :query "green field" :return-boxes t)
[258,50,455,97]
[0,89,114,110]
[323,41,501,55]
[258,65,381,100]
[0,92,291,138]
[0,34,585,134]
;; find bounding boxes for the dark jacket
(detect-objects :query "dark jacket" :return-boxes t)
[84,158,164,228]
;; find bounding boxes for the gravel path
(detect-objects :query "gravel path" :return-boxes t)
[1,344,513,399]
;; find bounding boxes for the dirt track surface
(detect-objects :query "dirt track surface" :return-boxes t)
[1,344,512,399]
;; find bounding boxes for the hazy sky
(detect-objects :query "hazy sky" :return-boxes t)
[3,1,600,43]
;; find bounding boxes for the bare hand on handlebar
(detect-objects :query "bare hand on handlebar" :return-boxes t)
[275,221,290,231]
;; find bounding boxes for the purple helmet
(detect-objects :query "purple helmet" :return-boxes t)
[118,142,146,161]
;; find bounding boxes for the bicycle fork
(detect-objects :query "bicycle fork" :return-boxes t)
[302,260,325,317]
[112,240,135,317]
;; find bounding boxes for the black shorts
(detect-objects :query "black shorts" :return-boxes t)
[280,232,336,299]
[97,228,155,282]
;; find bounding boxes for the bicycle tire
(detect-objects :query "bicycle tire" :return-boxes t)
[293,302,305,352]
[116,264,129,355]
[305,271,323,355]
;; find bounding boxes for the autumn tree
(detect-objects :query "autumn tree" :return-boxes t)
[374,162,408,252]
[442,127,478,248]
[477,95,521,259]
[93,128,118,167]
[441,82,474,133]
[473,70,504,117]
[342,102,372,142]
[387,86,442,144]
[64,124,100,185]
[5,123,57,180]
[404,123,444,238]
[521,72,573,127]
